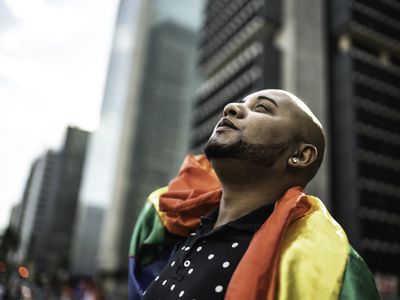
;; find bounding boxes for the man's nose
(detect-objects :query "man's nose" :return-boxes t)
[223,102,246,118]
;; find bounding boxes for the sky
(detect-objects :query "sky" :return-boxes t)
[0,0,120,231]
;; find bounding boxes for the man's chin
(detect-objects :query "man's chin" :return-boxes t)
[204,138,238,160]
[204,138,291,167]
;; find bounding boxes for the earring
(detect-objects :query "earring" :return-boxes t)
[292,157,299,163]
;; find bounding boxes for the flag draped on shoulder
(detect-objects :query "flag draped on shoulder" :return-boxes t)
[128,154,221,299]
[225,188,380,300]
[128,154,379,300]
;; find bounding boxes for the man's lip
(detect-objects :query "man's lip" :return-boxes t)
[217,118,238,130]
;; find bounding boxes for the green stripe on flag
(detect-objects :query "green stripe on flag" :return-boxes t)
[340,246,380,300]
[129,201,168,267]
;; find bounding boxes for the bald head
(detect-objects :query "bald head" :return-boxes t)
[242,89,326,183]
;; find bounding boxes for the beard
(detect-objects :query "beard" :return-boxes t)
[204,137,292,167]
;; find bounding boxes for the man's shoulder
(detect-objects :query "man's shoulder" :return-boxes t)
[278,195,379,300]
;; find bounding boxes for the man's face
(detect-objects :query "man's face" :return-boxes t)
[204,90,300,166]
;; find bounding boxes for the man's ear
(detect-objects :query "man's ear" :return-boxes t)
[288,143,318,168]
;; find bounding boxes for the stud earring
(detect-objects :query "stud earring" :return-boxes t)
[292,157,299,163]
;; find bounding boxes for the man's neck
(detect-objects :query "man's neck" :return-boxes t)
[211,158,290,228]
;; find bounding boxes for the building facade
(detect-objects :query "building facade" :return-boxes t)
[74,1,202,296]
[97,0,201,276]
[102,19,198,277]
[329,0,400,293]
[16,150,58,263]
[70,205,104,276]
[42,127,89,274]
[72,2,149,288]
[14,127,89,278]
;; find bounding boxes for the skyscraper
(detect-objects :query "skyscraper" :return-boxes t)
[70,204,104,276]
[15,127,89,277]
[43,127,89,274]
[329,0,400,288]
[110,20,197,270]
[16,150,58,263]
[8,160,37,235]
[97,0,200,276]
[75,0,150,280]
[8,203,22,232]
[74,1,202,295]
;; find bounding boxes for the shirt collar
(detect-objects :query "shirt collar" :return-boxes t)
[201,202,275,233]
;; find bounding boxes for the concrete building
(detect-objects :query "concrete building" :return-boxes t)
[70,205,104,276]
[15,126,89,277]
[329,0,400,294]
[42,127,89,274]
[74,1,202,296]
[8,203,22,232]
[96,0,201,275]
[127,21,198,212]
[16,150,58,263]
[74,2,152,296]
[12,158,37,235]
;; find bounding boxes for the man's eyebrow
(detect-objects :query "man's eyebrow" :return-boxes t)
[238,96,278,107]
[256,95,278,107]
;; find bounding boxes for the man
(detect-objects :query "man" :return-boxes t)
[129,89,379,299]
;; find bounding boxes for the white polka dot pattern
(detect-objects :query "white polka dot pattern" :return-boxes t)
[141,203,275,299]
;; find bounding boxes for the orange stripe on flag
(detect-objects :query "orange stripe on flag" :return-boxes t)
[225,187,310,300]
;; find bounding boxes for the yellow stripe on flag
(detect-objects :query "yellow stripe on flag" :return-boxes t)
[147,186,169,225]
[278,196,349,300]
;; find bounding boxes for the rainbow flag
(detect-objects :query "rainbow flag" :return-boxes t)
[128,190,180,299]
[128,155,379,300]
[128,155,221,299]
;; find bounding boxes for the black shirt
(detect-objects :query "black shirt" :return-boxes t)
[143,203,275,300]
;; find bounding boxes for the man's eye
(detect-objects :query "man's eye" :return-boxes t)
[255,104,270,112]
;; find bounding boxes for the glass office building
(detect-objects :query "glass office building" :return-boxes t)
[74,1,202,296]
